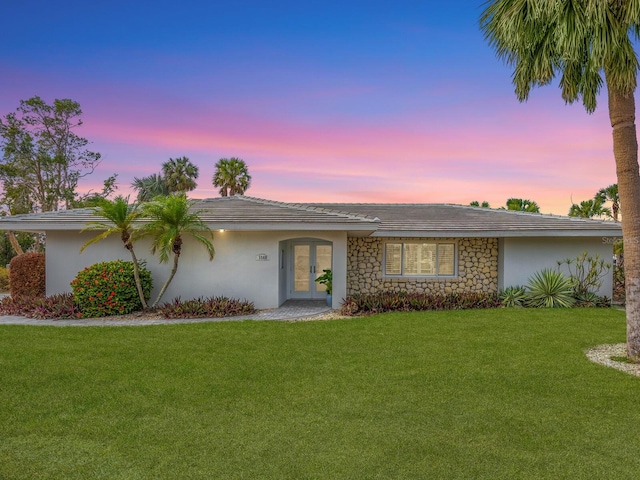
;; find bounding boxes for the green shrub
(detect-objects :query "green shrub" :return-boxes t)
[557,252,611,297]
[71,260,152,318]
[499,285,527,307]
[525,269,575,308]
[573,291,600,307]
[0,266,9,291]
[0,293,81,319]
[159,296,255,319]
[339,291,501,316]
[573,292,612,308]
[596,296,612,308]
[9,253,46,297]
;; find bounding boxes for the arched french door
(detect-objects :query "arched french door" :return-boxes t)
[288,240,332,300]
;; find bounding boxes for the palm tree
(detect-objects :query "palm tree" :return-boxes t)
[506,198,540,213]
[469,200,490,208]
[131,173,169,202]
[568,199,611,219]
[596,183,620,221]
[212,157,251,196]
[136,193,215,307]
[7,232,23,255]
[162,156,199,193]
[481,1,640,357]
[79,196,148,308]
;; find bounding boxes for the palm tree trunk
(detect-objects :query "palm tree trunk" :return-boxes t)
[152,253,180,308]
[128,247,148,309]
[607,81,640,358]
[7,231,24,256]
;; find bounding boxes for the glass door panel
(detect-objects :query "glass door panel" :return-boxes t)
[290,242,333,299]
[314,245,333,293]
[294,245,310,292]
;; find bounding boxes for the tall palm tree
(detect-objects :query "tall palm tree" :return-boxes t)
[506,198,540,213]
[212,157,251,196]
[595,183,620,221]
[131,173,169,202]
[79,196,148,308]
[136,193,215,307]
[568,199,611,219]
[481,1,640,357]
[162,156,199,193]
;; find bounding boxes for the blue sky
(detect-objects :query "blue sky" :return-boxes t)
[0,1,620,213]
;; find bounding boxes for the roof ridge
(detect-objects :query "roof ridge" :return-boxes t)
[307,202,619,225]
[235,195,380,222]
[470,206,619,225]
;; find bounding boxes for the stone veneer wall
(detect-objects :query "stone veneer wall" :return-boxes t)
[347,237,498,295]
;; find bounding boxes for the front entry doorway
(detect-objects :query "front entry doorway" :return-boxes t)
[289,241,332,299]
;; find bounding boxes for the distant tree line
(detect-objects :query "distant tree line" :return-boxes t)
[469,185,620,221]
[469,198,540,213]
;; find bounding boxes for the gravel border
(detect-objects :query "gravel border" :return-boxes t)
[585,343,640,377]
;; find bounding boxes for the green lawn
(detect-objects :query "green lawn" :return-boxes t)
[0,308,638,479]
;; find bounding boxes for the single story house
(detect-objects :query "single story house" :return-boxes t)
[0,196,623,308]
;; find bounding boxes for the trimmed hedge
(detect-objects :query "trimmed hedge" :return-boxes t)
[71,260,152,318]
[9,253,45,297]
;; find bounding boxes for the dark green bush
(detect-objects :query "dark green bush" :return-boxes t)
[9,253,45,297]
[340,291,500,316]
[573,292,611,308]
[71,260,152,318]
[0,293,81,319]
[596,296,612,308]
[159,296,255,319]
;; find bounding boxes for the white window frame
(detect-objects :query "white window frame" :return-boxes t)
[383,241,458,278]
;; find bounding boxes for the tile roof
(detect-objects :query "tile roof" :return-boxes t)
[304,203,622,237]
[0,196,622,237]
[0,196,379,232]
[193,196,380,226]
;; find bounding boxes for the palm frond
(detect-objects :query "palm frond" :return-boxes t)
[481,0,640,113]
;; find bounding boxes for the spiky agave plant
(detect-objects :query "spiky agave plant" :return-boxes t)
[525,269,575,308]
[499,285,527,307]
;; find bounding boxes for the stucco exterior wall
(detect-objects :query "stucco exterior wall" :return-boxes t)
[499,236,614,297]
[45,230,347,309]
[42,230,616,309]
[347,237,499,295]
[46,232,133,297]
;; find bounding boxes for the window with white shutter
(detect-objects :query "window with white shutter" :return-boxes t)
[384,241,456,278]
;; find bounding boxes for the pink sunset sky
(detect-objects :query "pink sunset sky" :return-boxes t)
[0,1,622,215]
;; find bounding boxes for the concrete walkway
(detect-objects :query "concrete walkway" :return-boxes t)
[0,299,332,327]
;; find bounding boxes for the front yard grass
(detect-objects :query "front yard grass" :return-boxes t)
[0,308,638,479]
